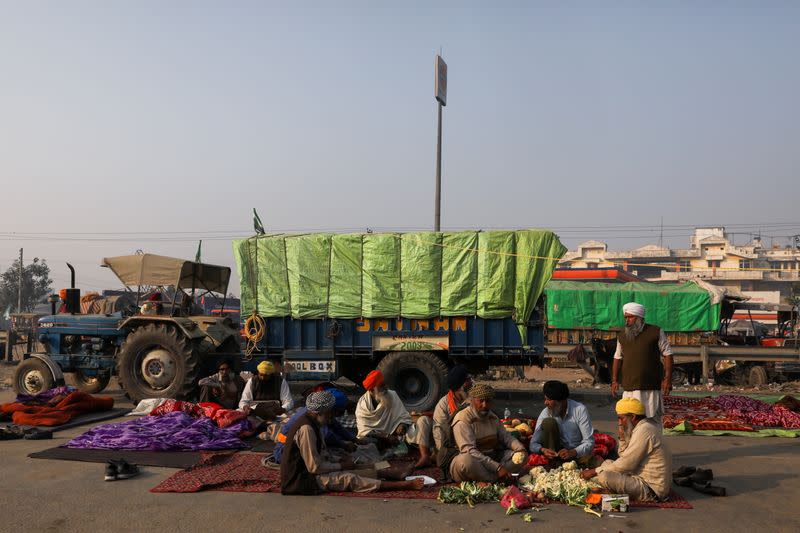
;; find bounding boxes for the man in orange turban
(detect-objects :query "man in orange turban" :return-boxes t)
[362,370,384,391]
[356,368,434,469]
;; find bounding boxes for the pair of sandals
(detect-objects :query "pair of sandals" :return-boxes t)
[0,425,53,440]
[673,466,726,496]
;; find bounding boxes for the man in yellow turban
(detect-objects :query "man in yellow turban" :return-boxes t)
[580,398,672,501]
[239,359,294,419]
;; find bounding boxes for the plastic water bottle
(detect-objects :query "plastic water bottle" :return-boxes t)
[504,407,511,419]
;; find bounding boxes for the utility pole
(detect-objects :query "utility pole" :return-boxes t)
[17,248,23,312]
[434,54,447,232]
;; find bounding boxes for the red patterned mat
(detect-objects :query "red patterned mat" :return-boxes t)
[150,452,692,508]
[663,396,754,431]
[151,451,440,499]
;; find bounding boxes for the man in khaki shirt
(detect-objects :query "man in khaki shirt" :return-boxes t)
[449,384,527,482]
[581,397,672,501]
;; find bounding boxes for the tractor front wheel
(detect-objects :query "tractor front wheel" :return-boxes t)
[13,358,55,396]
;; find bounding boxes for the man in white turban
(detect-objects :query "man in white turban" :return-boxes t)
[610,302,673,426]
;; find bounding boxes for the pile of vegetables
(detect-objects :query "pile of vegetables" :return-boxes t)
[437,482,505,507]
[519,461,599,507]
[502,418,534,438]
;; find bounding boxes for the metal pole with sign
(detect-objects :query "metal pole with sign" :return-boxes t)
[434,54,447,232]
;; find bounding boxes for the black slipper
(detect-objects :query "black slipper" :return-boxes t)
[692,481,726,497]
[673,476,693,487]
[690,468,714,483]
[672,465,696,478]
[23,428,53,440]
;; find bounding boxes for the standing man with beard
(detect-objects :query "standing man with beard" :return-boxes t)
[449,384,527,482]
[580,398,671,502]
[610,302,673,426]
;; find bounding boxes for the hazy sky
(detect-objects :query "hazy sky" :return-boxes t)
[1,1,798,294]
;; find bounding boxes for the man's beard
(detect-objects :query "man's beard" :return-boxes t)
[373,389,390,407]
[622,419,635,442]
[218,371,230,382]
[624,318,645,340]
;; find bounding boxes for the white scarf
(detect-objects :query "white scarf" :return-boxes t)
[355,389,413,439]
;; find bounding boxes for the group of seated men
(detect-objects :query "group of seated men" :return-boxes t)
[197,359,671,501]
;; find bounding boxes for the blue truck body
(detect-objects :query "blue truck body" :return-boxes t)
[240,305,546,410]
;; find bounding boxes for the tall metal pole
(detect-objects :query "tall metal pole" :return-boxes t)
[17,248,23,312]
[434,102,443,232]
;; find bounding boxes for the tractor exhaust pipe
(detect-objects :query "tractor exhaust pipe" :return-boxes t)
[64,263,81,314]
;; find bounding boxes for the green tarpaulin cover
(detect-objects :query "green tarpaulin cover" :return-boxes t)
[545,281,720,332]
[233,230,566,343]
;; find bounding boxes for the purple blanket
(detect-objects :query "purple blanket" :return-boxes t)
[16,386,75,404]
[65,411,249,451]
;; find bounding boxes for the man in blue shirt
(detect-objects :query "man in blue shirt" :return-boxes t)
[529,381,595,466]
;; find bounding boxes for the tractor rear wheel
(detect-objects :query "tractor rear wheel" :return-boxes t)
[13,358,55,396]
[117,323,199,403]
[377,351,448,412]
[67,370,111,394]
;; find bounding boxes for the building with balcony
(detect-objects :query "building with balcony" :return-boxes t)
[560,227,800,302]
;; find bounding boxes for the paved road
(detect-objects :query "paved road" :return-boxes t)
[1,381,798,533]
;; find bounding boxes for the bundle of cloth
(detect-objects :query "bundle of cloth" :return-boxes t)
[149,399,248,429]
[0,387,114,427]
[664,394,800,431]
[66,399,252,451]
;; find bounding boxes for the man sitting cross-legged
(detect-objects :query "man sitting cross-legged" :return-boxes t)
[280,390,424,495]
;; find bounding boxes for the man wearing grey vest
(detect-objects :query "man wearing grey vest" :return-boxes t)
[610,302,673,427]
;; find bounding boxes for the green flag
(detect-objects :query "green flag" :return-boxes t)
[195,240,202,263]
[253,208,265,235]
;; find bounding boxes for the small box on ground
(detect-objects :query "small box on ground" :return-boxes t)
[601,494,630,512]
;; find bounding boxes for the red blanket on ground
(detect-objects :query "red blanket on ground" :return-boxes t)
[663,395,800,431]
[0,391,114,426]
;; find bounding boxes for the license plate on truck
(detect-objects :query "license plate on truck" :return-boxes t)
[283,360,336,373]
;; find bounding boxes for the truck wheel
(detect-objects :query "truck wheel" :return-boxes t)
[747,365,768,387]
[377,351,448,412]
[13,358,55,396]
[117,323,199,402]
[67,370,111,394]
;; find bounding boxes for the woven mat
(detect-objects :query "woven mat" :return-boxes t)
[151,451,440,498]
[150,452,693,508]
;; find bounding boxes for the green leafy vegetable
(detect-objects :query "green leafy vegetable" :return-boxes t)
[437,482,504,506]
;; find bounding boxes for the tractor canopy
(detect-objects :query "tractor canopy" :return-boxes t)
[102,254,230,295]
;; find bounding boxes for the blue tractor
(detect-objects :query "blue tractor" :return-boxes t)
[13,255,242,401]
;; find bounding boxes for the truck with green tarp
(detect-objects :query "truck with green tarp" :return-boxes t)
[232,229,566,411]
